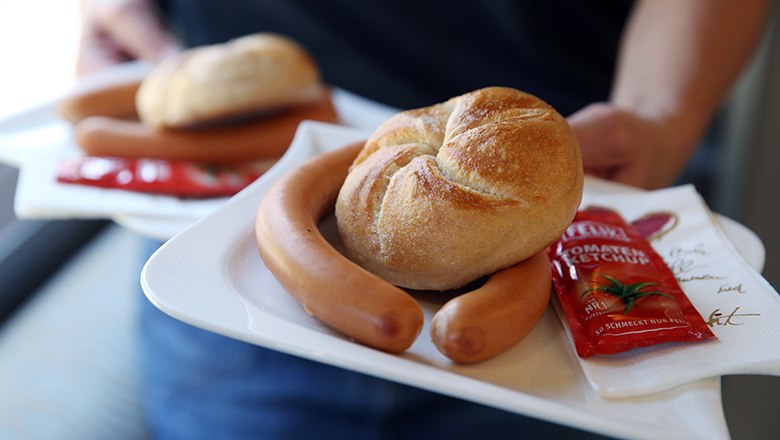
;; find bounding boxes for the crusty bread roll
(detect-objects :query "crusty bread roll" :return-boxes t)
[136,33,323,128]
[335,86,583,291]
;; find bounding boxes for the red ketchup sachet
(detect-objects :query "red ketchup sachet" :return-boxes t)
[57,156,269,198]
[548,206,715,358]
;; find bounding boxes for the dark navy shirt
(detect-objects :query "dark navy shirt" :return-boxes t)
[160,0,633,114]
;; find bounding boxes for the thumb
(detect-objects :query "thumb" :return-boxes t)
[567,103,633,170]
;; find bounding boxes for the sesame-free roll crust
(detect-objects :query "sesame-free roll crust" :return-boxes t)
[335,87,583,291]
[136,33,323,129]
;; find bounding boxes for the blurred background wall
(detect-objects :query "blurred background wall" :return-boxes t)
[714,7,780,439]
[0,0,80,118]
[716,5,780,290]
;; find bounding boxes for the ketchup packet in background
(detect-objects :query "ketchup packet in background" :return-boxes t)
[57,156,272,198]
[548,207,715,358]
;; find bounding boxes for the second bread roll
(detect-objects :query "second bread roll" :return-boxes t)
[335,86,583,291]
[136,33,323,128]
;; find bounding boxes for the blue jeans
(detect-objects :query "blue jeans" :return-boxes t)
[139,241,606,439]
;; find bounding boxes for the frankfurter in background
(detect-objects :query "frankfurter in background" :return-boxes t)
[57,77,141,124]
[74,91,337,164]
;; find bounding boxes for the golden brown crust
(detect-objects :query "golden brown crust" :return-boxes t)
[335,86,583,291]
[136,33,323,128]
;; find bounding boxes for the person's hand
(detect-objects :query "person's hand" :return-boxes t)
[567,102,700,190]
[77,0,181,75]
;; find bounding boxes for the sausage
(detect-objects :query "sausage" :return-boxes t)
[255,143,424,353]
[58,79,142,124]
[430,251,552,364]
[73,91,340,164]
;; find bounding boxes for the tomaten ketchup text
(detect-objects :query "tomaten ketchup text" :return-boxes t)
[548,207,715,358]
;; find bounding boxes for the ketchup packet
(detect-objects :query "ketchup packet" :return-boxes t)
[57,156,270,198]
[548,207,715,358]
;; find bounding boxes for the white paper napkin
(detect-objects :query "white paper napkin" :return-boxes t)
[13,142,226,221]
[557,184,780,398]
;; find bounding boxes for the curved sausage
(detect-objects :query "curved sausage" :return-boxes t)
[430,251,552,363]
[255,143,424,353]
[73,91,340,164]
[58,79,141,124]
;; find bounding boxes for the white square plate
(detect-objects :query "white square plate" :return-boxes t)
[142,121,764,440]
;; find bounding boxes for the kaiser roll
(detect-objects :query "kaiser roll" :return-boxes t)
[136,33,323,128]
[335,86,583,291]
